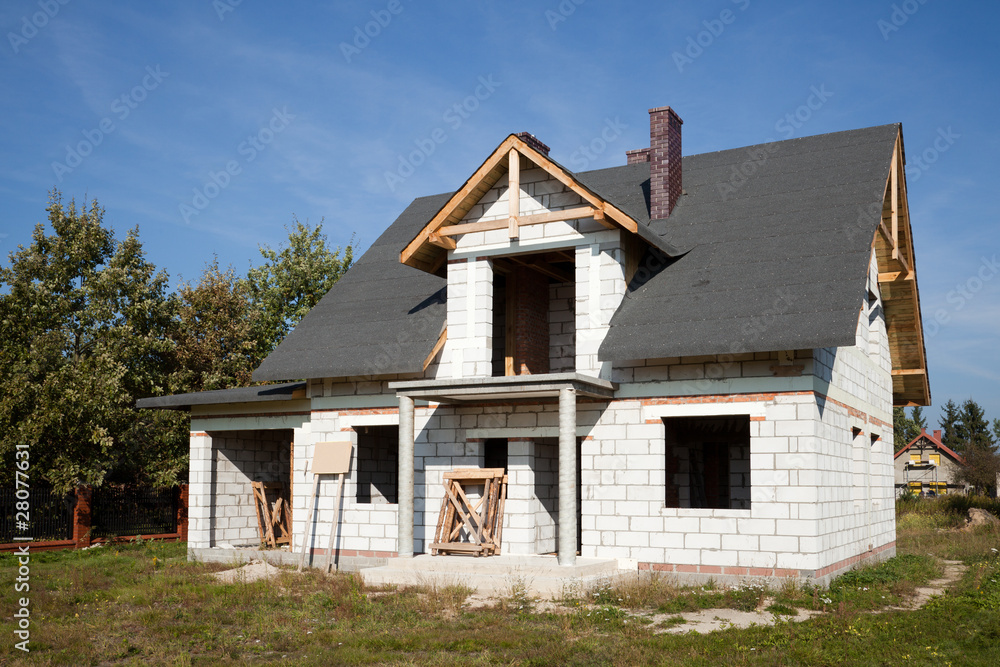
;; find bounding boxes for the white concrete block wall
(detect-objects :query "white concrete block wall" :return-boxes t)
[575,241,626,379]
[207,430,292,547]
[440,258,493,379]
[187,432,213,549]
[549,281,575,372]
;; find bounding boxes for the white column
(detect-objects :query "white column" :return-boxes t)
[558,387,577,566]
[398,395,415,558]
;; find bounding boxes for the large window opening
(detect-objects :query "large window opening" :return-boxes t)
[664,416,750,510]
[355,425,398,504]
[491,253,575,377]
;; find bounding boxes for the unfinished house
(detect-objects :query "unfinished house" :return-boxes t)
[894,429,966,496]
[139,105,931,586]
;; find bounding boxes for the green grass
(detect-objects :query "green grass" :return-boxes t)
[3,502,1000,665]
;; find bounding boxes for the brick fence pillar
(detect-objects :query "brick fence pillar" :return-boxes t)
[73,485,92,548]
[177,484,189,541]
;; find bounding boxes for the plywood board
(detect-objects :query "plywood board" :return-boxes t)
[313,441,353,475]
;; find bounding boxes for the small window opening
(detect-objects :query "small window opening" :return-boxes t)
[355,425,398,504]
[664,415,751,510]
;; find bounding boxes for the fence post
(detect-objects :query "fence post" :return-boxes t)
[177,484,189,541]
[73,485,92,548]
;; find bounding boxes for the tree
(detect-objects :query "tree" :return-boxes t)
[169,259,267,393]
[955,446,1000,496]
[958,399,996,454]
[893,407,921,446]
[939,399,964,452]
[911,406,927,433]
[0,193,182,491]
[247,218,353,355]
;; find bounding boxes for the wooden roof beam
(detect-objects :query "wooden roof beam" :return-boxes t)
[437,206,598,237]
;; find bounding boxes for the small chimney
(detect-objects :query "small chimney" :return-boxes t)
[933,429,942,441]
[516,132,550,156]
[648,106,683,219]
[625,148,650,165]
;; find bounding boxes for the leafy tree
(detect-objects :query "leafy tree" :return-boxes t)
[911,406,927,433]
[169,259,267,392]
[955,446,1000,496]
[0,193,181,491]
[247,218,353,355]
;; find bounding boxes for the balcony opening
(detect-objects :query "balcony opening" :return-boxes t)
[491,253,575,377]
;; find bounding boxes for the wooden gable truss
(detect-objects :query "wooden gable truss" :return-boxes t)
[400,134,642,275]
[874,129,931,407]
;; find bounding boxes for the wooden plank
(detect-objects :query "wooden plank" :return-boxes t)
[505,276,516,377]
[400,136,516,266]
[251,482,268,546]
[508,255,574,283]
[891,368,926,376]
[323,472,346,574]
[297,474,322,572]
[878,271,915,283]
[427,542,485,553]
[422,327,448,371]
[427,232,456,250]
[437,206,599,238]
[445,468,505,479]
[508,149,520,239]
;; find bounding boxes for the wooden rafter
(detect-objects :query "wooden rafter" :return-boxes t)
[399,134,643,273]
[437,206,598,238]
[508,148,520,239]
[874,129,930,407]
[422,327,448,371]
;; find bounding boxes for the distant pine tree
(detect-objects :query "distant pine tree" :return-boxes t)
[939,400,963,452]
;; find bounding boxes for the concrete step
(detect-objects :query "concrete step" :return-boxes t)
[359,554,625,597]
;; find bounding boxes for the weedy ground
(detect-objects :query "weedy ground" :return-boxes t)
[2,496,999,665]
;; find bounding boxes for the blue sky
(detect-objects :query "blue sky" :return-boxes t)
[1,0,997,427]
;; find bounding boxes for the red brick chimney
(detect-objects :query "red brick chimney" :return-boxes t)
[516,132,550,156]
[648,106,683,219]
[933,429,942,441]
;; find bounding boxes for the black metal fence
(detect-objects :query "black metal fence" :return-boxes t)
[91,485,178,538]
[0,487,75,543]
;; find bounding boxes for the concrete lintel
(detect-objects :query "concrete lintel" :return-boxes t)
[390,372,616,403]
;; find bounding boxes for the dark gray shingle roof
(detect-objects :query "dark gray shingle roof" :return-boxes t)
[252,194,450,381]
[136,382,306,410]
[600,124,898,360]
[253,124,899,381]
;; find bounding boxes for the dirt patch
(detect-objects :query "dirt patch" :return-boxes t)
[887,559,967,611]
[212,559,288,584]
[965,508,1000,531]
[651,603,823,634]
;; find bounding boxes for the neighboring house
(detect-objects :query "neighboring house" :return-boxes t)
[894,429,967,496]
[139,105,931,586]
